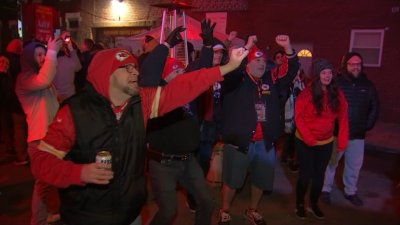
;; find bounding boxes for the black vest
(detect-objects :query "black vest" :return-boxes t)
[146,107,200,154]
[60,86,147,225]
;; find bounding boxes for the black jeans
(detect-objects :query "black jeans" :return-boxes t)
[295,137,333,206]
[148,157,213,225]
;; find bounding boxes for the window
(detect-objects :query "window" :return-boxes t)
[297,49,312,57]
[349,29,385,67]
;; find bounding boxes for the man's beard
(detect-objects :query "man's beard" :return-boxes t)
[123,86,138,96]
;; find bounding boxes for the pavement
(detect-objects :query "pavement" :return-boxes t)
[0,121,399,225]
[365,121,400,154]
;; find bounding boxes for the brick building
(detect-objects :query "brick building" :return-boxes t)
[9,0,400,124]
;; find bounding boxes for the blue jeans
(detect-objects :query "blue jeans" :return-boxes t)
[323,139,365,195]
[148,157,213,225]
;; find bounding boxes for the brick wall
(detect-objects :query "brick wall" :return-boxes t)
[54,0,399,124]
[190,0,400,124]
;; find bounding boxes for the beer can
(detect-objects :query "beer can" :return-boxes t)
[96,150,112,170]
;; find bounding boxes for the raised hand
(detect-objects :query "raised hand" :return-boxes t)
[244,35,257,50]
[165,26,186,48]
[219,47,249,76]
[275,35,292,53]
[47,36,63,53]
[200,19,216,46]
[230,47,249,66]
[80,162,114,185]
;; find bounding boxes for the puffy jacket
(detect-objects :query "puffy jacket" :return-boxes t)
[337,73,379,139]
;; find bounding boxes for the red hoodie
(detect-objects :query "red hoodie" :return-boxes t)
[295,87,349,151]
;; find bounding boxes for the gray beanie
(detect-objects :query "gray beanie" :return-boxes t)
[313,58,334,77]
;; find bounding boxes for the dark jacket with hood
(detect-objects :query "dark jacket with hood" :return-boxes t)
[337,52,379,139]
[140,44,213,155]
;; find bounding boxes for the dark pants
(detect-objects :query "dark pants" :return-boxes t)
[12,113,28,161]
[148,157,213,225]
[197,121,218,176]
[281,132,296,162]
[295,138,333,206]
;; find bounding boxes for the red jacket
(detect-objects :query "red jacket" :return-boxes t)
[29,67,223,188]
[295,87,349,151]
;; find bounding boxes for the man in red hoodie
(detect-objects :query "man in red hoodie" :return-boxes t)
[28,30,249,224]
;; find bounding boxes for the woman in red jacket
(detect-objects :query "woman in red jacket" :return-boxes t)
[294,59,348,220]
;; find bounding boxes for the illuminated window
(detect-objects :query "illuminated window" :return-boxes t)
[297,49,312,57]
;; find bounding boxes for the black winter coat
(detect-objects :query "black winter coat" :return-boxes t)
[337,73,379,139]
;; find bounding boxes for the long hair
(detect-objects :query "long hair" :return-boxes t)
[310,69,340,115]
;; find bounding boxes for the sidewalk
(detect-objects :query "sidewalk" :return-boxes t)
[365,121,400,154]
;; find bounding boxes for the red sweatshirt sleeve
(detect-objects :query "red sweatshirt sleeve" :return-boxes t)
[140,67,223,125]
[29,105,85,188]
[294,90,318,146]
[336,90,349,151]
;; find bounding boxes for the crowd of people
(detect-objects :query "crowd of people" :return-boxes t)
[0,18,379,225]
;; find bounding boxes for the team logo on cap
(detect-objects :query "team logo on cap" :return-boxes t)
[261,84,269,90]
[115,50,130,61]
[255,51,264,58]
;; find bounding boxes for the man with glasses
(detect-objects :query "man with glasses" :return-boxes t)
[27,25,249,224]
[321,52,379,206]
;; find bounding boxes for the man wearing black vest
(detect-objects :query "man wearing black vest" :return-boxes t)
[28,27,249,225]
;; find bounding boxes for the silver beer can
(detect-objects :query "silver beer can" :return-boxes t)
[96,150,112,170]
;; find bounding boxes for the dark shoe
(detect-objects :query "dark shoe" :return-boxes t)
[295,204,306,220]
[307,204,325,219]
[320,191,331,205]
[344,194,364,206]
[218,209,231,225]
[244,209,267,225]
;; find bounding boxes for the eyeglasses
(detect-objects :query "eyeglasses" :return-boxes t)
[119,64,137,73]
[347,62,362,67]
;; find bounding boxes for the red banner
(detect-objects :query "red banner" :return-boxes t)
[35,5,53,42]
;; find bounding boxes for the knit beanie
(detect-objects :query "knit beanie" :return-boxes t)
[161,57,185,80]
[87,48,138,100]
[247,46,267,63]
[313,58,334,77]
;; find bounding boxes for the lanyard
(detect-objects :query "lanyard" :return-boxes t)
[247,71,263,98]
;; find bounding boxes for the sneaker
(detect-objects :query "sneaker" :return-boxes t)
[344,194,364,206]
[307,204,325,219]
[295,204,306,220]
[244,209,266,225]
[218,209,231,225]
[320,191,331,205]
